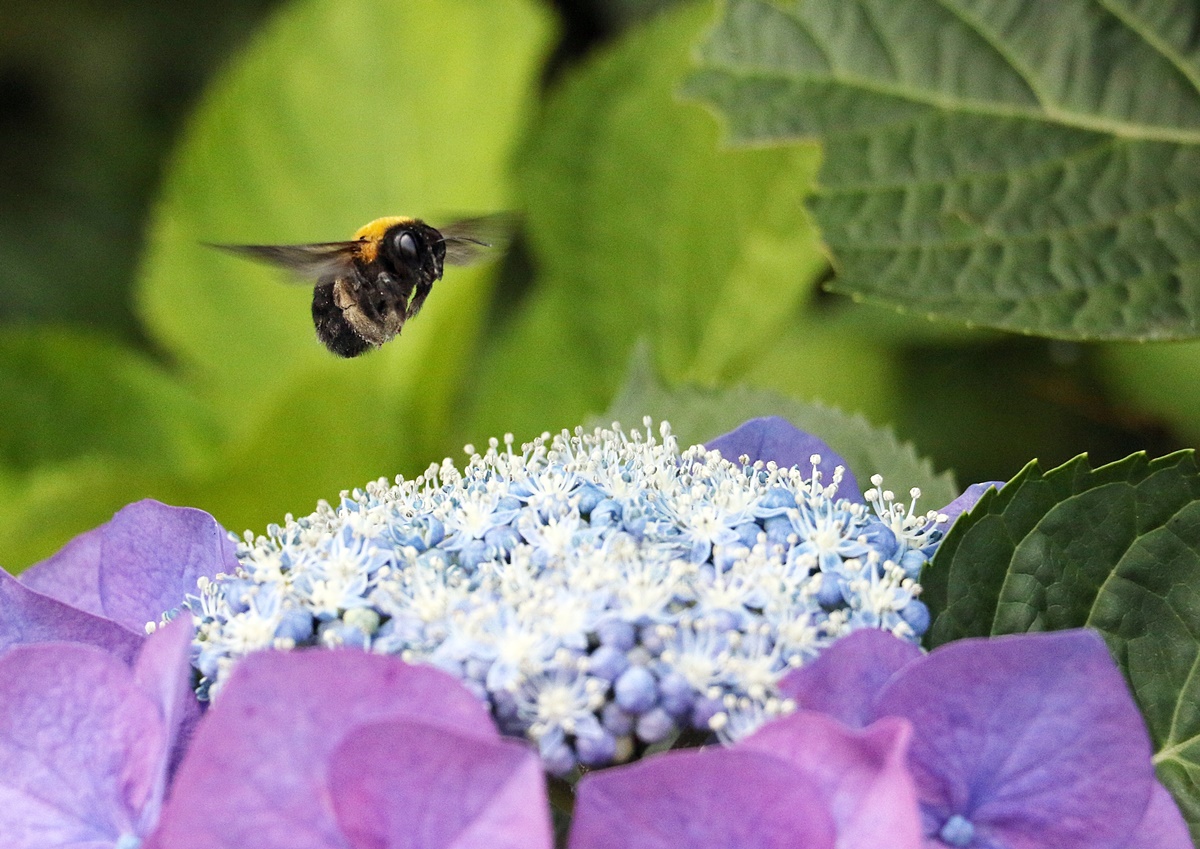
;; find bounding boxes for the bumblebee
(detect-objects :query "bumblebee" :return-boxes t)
[212,214,506,357]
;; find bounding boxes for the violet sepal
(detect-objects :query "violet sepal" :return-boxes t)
[330,720,552,849]
[0,568,142,661]
[705,416,863,502]
[20,500,238,632]
[146,649,550,849]
[739,711,922,849]
[569,747,838,849]
[0,617,195,848]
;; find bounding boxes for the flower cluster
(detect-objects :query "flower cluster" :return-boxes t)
[0,418,1189,849]
[186,419,944,772]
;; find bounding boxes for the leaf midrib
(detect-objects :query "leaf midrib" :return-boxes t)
[700,64,1200,146]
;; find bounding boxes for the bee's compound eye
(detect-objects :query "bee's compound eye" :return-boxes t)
[395,231,418,261]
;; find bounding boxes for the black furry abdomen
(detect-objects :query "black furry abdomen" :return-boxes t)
[312,280,370,358]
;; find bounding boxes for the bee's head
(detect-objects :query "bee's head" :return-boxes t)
[379,220,446,281]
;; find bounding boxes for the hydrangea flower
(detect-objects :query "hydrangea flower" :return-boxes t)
[0,417,1186,849]
[0,617,194,849]
[1,500,237,661]
[780,628,1192,849]
[186,418,958,773]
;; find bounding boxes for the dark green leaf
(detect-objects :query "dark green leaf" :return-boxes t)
[603,343,959,506]
[686,0,1200,341]
[923,450,1200,839]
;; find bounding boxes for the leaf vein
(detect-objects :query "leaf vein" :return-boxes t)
[699,66,1200,144]
[1092,0,1200,99]
[930,0,1052,110]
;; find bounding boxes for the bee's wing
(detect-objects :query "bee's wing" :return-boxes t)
[437,213,517,266]
[206,241,361,281]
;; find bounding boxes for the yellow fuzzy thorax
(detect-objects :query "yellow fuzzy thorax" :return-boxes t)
[353,216,415,263]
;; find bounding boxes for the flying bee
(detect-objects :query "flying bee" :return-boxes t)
[210,214,508,357]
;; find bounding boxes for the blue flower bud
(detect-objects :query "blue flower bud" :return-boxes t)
[456,539,490,570]
[622,511,648,540]
[274,608,315,643]
[539,739,577,777]
[763,515,793,546]
[575,484,606,515]
[484,524,521,556]
[596,618,636,651]
[899,549,928,578]
[588,644,630,681]
[318,621,370,649]
[221,578,255,614]
[757,487,797,515]
[658,672,695,717]
[591,499,622,528]
[615,666,657,714]
[576,729,619,766]
[635,707,675,743]
[415,548,452,570]
[691,695,724,730]
[601,702,635,736]
[734,522,762,548]
[638,624,665,654]
[900,599,931,635]
[817,576,844,608]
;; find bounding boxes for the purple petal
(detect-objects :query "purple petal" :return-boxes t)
[936,482,1000,527]
[570,747,837,849]
[1119,782,1192,849]
[146,649,501,849]
[875,630,1153,849]
[20,500,238,632]
[778,629,921,728]
[739,711,922,849]
[0,641,170,847]
[705,417,862,502]
[0,568,142,662]
[330,720,552,849]
[133,617,202,785]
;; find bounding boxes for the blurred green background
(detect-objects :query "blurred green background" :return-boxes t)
[0,0,1193,570]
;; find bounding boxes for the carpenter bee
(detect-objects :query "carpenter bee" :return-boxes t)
[211,214,508,357]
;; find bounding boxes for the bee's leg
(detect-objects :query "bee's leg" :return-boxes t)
[313,280,371,357]
[406,279,434,320]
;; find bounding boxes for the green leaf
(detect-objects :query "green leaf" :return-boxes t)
[686,0,1200,341]
[137,0,551,435]
[0,328,217,473]
[603,344,959,506]
[469,0,834,443]
[922,450,1200,838]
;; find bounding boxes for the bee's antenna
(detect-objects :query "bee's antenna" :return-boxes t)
[438,235,492,247]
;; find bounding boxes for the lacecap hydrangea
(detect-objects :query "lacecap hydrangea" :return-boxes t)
[184,419,949,774]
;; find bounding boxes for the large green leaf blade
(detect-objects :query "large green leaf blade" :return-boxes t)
[686,0,1200,340]
[922,450,1200,838]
